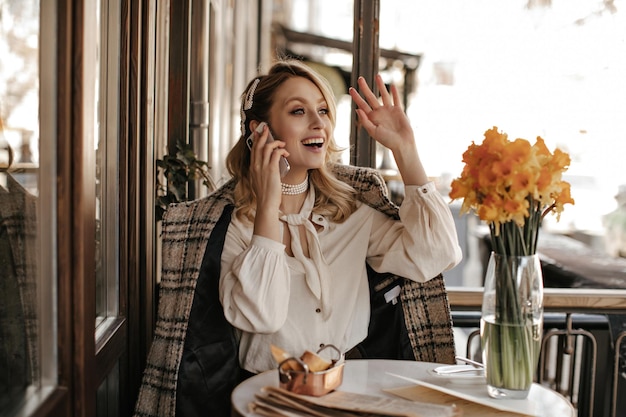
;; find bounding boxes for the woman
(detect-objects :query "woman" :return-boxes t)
[220,59,462,374]
[134,59,462,417]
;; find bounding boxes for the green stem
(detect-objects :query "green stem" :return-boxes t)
[486,253,537,391]
[484,199,544,393]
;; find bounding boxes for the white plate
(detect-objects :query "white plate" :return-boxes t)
[428,366,485,385]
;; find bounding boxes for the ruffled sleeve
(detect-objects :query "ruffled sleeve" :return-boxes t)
[367,182,462,282]
[219,227,291,333]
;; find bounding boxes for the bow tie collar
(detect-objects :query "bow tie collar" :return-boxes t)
[280,189,331,319]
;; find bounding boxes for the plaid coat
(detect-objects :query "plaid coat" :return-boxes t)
[0,176,39,405]
[133,164,456,417]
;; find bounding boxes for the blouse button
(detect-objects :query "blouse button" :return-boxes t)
[421,187,428,194]
[315,308,321,313]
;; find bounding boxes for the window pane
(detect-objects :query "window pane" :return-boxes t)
[95,0,120,328]
[379,0,626,287]
[279,0,355,165]
[0,0,57,412]
[95,0,106,325]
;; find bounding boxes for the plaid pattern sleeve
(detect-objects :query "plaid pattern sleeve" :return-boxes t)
[330,163,400,219]
[400,276,456,364]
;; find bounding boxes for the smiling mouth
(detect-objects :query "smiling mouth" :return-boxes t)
[302,138,324,148]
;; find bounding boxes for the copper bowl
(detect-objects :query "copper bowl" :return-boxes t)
[277,345,344,396]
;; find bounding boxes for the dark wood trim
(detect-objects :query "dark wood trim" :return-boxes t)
[30,388,71,417]
[119,0,154,413]
[70,0,98,414]
[55,0,75,413]
[351,0,380,168]
[277,24,420,65]
[118,0,159,414]
[138,0,157,367]
[118,0,131,327]
[448,287,626,312]
[118,0,134,415]
[95,318,127,383]
[167,0,191,154]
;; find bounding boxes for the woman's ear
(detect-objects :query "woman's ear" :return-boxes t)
[249,120,260,133]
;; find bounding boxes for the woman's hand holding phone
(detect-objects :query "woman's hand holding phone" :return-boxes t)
[246,122,290,178]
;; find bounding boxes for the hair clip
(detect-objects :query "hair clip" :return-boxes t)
[244,78,260,111]
[240,108,246,136]
[241,78,260,135]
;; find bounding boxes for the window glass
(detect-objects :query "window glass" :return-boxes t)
[95,0,120,328]
[0,0,57,412]
[379,0,626,287]
[94,0,106,326]
[280,0,355,165]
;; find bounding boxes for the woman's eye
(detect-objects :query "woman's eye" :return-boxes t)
[289,107,328,116]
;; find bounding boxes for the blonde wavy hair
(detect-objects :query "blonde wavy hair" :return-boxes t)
[225,59,358,223]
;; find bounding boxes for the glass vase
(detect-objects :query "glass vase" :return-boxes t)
[480,252,544,399]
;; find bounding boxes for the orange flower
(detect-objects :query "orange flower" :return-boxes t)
[449,126,575,255]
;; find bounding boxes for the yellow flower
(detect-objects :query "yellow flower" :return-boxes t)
[449,126,574,255]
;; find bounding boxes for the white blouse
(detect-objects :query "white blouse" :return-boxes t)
[219,182,462,373]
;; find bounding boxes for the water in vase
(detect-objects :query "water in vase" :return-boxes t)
[480,315,542,399]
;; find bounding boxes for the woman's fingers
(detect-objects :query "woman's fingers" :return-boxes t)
[248,127,267,167]
[390,83,402,109]
[349,85,371,112]
[250,126,287,177]
[357,76,381,109]
[355,108,376,132]
[375,75,392,107]
[352,75,400,113]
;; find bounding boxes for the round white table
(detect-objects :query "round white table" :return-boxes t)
[231,359,575,417]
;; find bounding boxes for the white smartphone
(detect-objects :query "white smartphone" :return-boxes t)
[246,122,290,177]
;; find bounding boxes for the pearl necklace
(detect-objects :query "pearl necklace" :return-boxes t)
[281,175,309,195]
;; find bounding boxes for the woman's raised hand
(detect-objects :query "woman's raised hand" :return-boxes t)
[349,74,415,153]
[349,74,428,186]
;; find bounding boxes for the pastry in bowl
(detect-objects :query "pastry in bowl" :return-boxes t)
[272,344,344,396]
